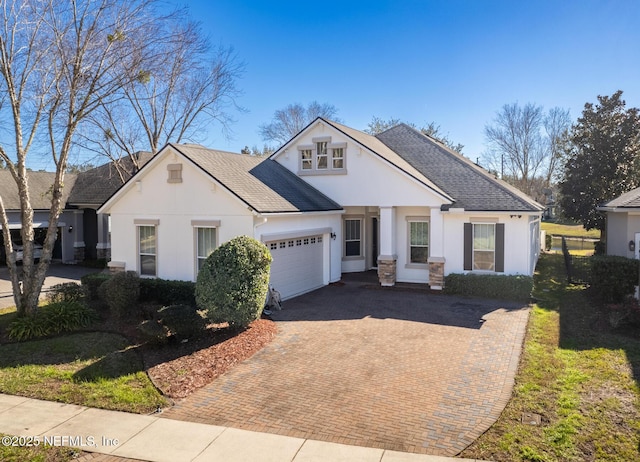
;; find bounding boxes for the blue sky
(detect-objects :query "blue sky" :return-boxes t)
[173,0,639,161]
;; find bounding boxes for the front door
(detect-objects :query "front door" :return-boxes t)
[635,233,640,259]
[371,217,379,268]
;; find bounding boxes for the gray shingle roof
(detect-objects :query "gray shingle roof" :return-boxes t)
[600,187,640,209]
[172,144,342,213]
[373,123,544,212]
[68,152,154,206]
[0,170,78,210]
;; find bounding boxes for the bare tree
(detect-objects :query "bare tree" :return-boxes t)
[259,101,340,146]
[0,0,167,317]
[77,16,244,182]
[483,103,570,196]
[543,107,571,184]
[365,116,464,153]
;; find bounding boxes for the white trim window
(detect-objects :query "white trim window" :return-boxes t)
[344,219,362,257]
[196,227,217,274]
[297,137,346,174]
[409,221,429,264]
[473,223,495,271]
[316,141,328,169]
[300,148,313,170]
[332,146,345,169]
[138,225,157,276]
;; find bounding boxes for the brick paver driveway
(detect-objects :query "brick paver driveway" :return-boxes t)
[162,274,530,456]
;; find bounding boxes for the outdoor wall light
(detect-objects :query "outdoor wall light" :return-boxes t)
[330,232,336,240]
[629,240,635,252]
[68,226,73,233]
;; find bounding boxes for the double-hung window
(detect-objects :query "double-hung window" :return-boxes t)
[344,219,362,257]
[196,227,217,274]
[473,223,495,271]
[192,220,220,277]
[298,138,346,173]
[138,225,157,276]
[409,221,429,264]
[300,149,313,170]
[316,141,328,169]
[332,147,344,169]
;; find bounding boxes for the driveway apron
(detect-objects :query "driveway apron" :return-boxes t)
[162,277,530,456]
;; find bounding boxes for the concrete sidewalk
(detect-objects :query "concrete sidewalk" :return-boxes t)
[0,394,491,462]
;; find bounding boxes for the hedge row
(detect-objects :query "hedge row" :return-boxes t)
[590,255,639,303]
[443,273,533,302]
[80,272,196,306]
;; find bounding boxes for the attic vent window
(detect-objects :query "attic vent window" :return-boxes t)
[167,164,182,183]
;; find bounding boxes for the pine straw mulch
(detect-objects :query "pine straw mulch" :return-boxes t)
[140,317,278,399]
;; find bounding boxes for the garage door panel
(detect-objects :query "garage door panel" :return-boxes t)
[267,235,323,300]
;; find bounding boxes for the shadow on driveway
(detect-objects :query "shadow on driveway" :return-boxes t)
[274,274,525,330]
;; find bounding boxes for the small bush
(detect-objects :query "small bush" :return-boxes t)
[591,255,639,303]
[544,233,552,251]
[443,273,534,302]
[196,236,272,329]
[139,279,196,306]
[99,271,141,319]
[137,320,169,345]
[80,272,111,300]
[46,282,87,304]
[157,304,207,340]
[8,314,49,341]
[8,301,96,341]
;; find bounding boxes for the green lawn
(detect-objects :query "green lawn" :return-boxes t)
[0,331,167,414]
[461,254,640,461]
[541,222,600,239]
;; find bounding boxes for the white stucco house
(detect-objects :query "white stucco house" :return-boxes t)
[598,187,640,259]
[98,118,544,300]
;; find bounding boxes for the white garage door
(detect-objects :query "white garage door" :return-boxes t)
[267,235,324,300]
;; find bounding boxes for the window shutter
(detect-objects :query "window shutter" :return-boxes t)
[463,223,472,270]
[495,223,505,272]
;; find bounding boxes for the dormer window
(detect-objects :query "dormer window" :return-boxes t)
[297,137,347,175]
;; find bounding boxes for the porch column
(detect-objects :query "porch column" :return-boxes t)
[96,213,111,261]
[428,207,446,290]
[377,206,397,286]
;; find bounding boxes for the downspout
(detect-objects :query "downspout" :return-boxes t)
[253,213,268,241]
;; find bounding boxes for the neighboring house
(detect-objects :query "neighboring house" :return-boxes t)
[99,118,544,300]
[0,170,79,263]
[67,152,153,260]
[598,187,640,259]
[0,152,153,264]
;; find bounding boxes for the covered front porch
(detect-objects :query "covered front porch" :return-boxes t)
[340,205,446,290]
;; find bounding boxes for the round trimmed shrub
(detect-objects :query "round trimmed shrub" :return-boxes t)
[196,236,272,329]
[99,271,141,319]
[157,304,207,340]
[80,272,111,300]
[46,282,87,305]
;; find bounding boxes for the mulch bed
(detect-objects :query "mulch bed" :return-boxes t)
[142,318,277,399]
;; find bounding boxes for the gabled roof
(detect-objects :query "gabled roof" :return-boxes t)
[101,144,342,214]
[374,124,544,212]
[0,170,78,210]
[68,152,154,206]
[598,187,640,210]
[319,120,453,202]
